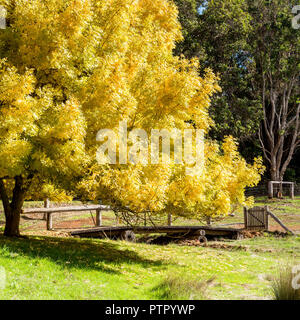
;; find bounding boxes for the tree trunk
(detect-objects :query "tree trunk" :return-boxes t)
[206,216,212,226]
[0,176,31,237]
[270,165,280,182]
[258,74,300,186]
[4,208,21,237]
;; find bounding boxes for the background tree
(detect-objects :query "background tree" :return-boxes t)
[174,0,262,146]
[173,0,300,181]
[172,0,205,58]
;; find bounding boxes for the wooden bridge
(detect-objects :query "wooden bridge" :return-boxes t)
[70,225,244,242]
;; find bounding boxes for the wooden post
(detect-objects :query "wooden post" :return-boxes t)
[290,183,295,199]
[265,206,269,231]
[206,216,212,226]
[43,198,50,220]
[243,207,248,229]
[267,210,295,235]
[268,181,273,199]
[96,209,102,227]
[168,213,172,226]
[46,212,53,231]
[115,214,121,226]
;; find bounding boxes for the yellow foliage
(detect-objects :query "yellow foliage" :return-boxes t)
[0,0,264,221]
[167,137,264,222]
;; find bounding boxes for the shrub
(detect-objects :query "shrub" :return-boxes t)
[271,265,300,300]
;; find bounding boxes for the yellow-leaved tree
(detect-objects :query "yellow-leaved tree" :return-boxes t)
[0,0,263,237]
[167,137,264,224]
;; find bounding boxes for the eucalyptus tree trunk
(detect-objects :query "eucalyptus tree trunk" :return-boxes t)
[259,73,300,183]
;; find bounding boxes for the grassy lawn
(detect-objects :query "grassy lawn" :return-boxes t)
[0,197,299,300]
[0,234,299,300]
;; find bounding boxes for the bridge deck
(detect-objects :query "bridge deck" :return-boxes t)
[71,225,243,239]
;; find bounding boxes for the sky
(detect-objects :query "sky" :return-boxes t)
[198,1,208,15]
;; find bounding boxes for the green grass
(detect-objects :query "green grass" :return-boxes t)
[0,234,299,300]
[153,274,215,300]
[0,197,299,300]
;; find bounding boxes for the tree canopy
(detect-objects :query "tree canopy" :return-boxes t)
[0,0,263,236]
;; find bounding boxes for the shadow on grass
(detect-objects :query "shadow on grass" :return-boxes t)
[0,235,168,275]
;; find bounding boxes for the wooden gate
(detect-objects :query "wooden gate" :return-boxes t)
[244,206,269,231]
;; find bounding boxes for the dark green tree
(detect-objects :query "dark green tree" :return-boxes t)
[174,0,300,181]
